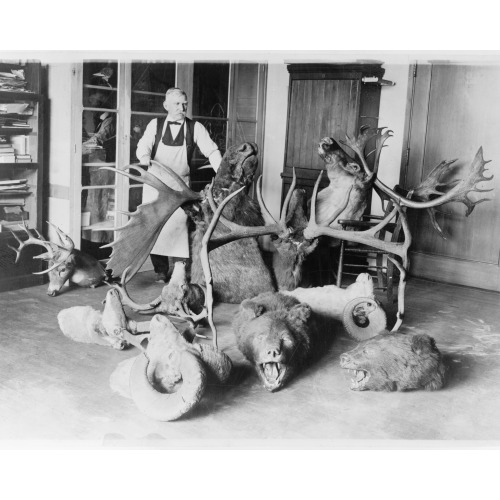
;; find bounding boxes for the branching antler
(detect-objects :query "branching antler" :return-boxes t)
[304,171,412,267]
[339,127,493,217]
[411,159,459,199]
[8,224,55,263]
[107,267,208,338]
[47,221,75,253]
[205,174,295,252]
[380,148,493,214]
[340,125,378,179]
[366,127,394,175]
[200,174,298,348]
[99,161,203,281]
[303,171,412,328]
[107,267,158,312]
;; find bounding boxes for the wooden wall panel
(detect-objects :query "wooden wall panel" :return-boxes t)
[402,63,500,291]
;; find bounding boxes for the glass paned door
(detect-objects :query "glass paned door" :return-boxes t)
[80,60,118,260]
[128,61,176,210]
[190,62,266,191]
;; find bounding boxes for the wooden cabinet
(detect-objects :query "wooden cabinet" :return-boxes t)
[0,60,45,292]
[282,63,385,201]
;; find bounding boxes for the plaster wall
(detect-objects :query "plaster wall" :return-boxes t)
[261,63,290,219]
[47,63,72,189]
[371,63,410,214]
[46,63,74,238]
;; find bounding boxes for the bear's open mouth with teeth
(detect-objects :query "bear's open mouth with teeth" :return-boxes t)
[257,362,289,392]
[344,368,370,390]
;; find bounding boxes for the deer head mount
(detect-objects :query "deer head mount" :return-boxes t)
[9,222,106,296]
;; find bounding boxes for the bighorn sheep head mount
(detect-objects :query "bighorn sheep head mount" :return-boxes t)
[129,314,232,421]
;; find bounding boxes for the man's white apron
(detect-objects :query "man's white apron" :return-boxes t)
[141,134,190,258]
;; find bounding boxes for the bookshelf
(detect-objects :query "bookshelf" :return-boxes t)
[0,60,45,291]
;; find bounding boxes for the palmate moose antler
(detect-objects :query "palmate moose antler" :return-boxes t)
[100,160,203,281]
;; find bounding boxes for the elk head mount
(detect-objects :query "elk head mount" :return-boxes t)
[101,130,494,347]
[9,222,107,296]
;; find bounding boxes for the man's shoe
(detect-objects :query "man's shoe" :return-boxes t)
[155,273,168,283]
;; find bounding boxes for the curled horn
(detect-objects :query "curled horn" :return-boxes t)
[130,352,207,421]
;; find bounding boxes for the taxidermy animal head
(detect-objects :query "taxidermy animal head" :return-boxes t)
[9,222,106,296]
[57,288,150,350]
[129,314,232,421]
[339,331,446,391]
[232,292,315,392]
[108,260,206,320]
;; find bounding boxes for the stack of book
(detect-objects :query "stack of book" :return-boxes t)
[15,154,32,163]
[0,136,31,163]
[0,117,32,134]
[0,69,28,92]
[0,178,31,207]
[0,137,15,163]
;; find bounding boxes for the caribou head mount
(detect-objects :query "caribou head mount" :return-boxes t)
[315,135,375,233]
[9,223,106,296]
[316,126,494,236]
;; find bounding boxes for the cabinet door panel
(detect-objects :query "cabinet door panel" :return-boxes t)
[286,78,360,171]
[404,63,500,290]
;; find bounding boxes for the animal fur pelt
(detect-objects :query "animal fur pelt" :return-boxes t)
[58,306,117,347]
[340,331,446,391]
[57,289,149,350]
[232,291,315,392]
[187,143,276,302]
[283,272,375,322]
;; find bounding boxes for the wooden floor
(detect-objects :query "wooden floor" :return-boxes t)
[1,271,500,448]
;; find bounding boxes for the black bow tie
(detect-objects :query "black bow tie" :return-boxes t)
[168,121,182,126]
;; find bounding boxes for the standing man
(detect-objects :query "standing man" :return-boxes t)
[136,87,222,283]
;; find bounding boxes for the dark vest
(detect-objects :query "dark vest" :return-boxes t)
[151,116,196,167]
